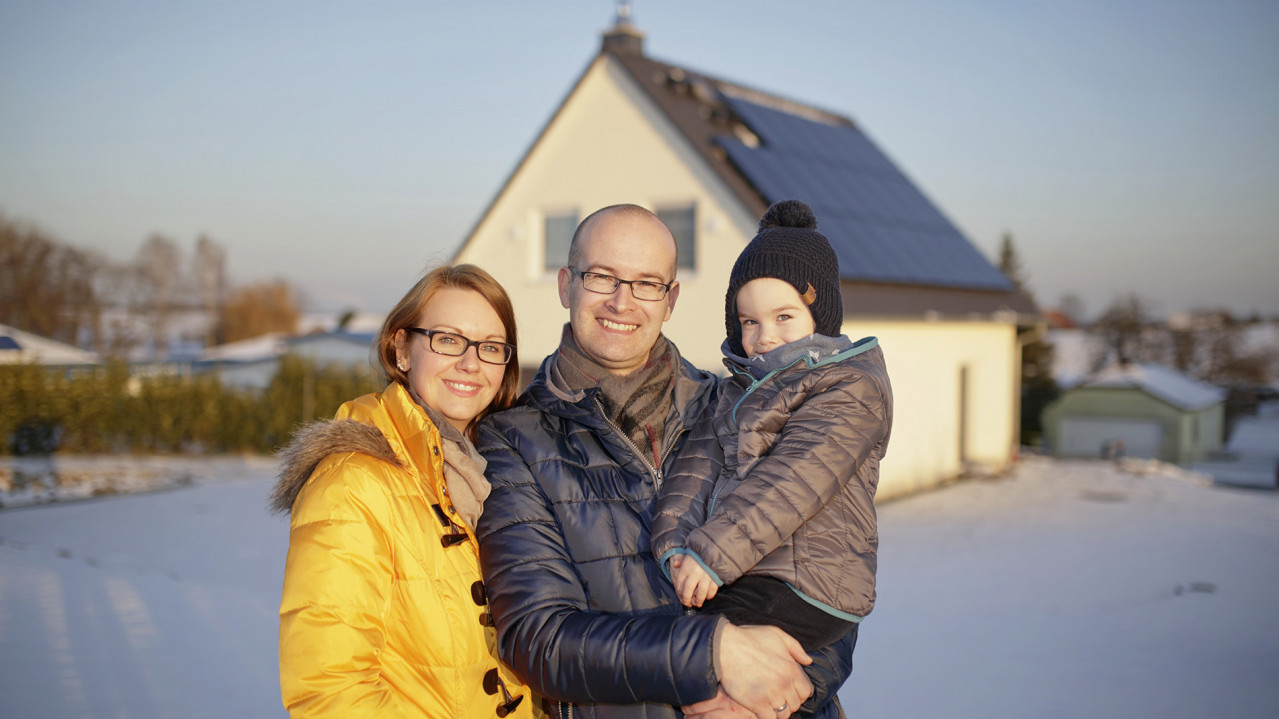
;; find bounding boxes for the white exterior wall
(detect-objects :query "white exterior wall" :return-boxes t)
[454,55,755,373]
[844,318,1019,500]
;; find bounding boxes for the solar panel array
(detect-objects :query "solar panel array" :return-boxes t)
[717,95,1013,291]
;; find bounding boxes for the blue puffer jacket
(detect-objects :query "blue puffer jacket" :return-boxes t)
[476,347,855,719]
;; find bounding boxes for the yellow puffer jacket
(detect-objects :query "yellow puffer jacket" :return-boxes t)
[274,382,535,719]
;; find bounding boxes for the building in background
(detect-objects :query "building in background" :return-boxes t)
[453,13,1038,499]
[198,331,377,390]
[0,323,102,369]
[1042,362,1225,465]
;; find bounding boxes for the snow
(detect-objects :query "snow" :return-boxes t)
[0,322,102,366]
[198,333,288,362]
[1085,362,1226,410]
[1192,404,1279,489]
[2,455,1277,718]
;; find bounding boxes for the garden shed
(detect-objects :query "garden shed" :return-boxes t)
[1042,362,1226,465]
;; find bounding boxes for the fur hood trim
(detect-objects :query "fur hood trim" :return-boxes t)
[269,419,405,515]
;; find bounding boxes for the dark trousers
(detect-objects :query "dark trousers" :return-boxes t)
[700,575,857,652]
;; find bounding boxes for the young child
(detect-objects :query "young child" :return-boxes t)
[651,199,893,652]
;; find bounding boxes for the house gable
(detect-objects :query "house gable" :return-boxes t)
[453,51,758,368]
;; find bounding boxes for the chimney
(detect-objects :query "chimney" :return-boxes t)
[601,1,644,56]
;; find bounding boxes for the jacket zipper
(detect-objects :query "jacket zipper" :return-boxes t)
[594,396,680,489]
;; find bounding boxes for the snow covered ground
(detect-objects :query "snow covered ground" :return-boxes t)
[1,455,1276,718]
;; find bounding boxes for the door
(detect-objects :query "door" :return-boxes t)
[1059,417,1163,459]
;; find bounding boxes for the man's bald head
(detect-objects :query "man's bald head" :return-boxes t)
[567,204,677,275]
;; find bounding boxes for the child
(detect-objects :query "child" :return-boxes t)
[651,199,893,652]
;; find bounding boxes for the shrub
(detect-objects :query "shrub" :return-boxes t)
[0,358,382,455]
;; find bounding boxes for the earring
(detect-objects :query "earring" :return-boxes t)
[397,359,408,372]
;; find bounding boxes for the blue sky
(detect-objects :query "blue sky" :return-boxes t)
[1,0,1276,319]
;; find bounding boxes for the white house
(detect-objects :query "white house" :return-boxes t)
[453,15,1038,499]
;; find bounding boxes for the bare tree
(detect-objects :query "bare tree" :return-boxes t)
[1189,311,1273,386]
[1095,294,1156,364]
[1057,293,1086,327]
[93,262,151,358]
[217,279,301,344]
[135,234,183,356]
[193,235,227,346]
[0,213,102,345]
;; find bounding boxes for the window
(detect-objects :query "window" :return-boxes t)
[657,204,696,272]
[543,210,578,272]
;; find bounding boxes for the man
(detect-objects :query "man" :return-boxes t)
[476,205,854,719]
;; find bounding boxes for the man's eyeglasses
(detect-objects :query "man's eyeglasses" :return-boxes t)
[568,267,672,301]
[405,328,514,365]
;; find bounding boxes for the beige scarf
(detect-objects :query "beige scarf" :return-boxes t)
[414,392,490,530]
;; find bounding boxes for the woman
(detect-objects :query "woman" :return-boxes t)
[271,264,534,719]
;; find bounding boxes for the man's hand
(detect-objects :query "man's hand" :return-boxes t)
[670,555,718,607]
[682,688,754,719]
[718,624,812,719]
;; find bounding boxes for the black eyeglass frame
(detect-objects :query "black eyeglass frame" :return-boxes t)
[567,267,673,301]
[405,327,514,365]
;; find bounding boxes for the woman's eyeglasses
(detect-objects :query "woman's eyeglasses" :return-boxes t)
[406,328,514,365]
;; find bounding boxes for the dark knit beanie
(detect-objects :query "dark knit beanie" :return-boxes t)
[725,200,843,356]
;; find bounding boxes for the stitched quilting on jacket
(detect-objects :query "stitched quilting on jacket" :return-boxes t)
[273,382,533,719]
[476,344,856,719]
[652,336,893,622]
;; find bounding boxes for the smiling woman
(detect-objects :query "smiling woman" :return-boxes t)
[268,264,531,719]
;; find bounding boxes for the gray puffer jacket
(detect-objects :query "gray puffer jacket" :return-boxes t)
[652,335,892,621]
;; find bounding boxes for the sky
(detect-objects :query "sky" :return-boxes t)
[2,451,1277,718]
[1,0,1277,321]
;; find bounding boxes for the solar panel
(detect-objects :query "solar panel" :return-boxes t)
[718,96,1013,291]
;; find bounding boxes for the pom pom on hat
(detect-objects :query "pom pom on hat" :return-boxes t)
[725,200,843,357]
[758,199,817,231]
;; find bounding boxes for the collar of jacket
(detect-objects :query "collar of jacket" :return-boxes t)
[720,334,876,381]
[341,383,440,466]
[272,382,449,517]
[524,340,718,461]
[338,382,449,505]
[723,336,880,425]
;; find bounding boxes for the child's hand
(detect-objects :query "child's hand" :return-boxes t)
[670,555,718,607]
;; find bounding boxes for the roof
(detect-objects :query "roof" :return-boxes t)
[0,323,102,366]
[454,24,1037,320]
[1081,362,1226,411]
[199,333,289,363]
[199,331,376,364]
[287,332,376,349]
[607,44,1019,296]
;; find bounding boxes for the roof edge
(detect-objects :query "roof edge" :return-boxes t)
[450,54,607,263]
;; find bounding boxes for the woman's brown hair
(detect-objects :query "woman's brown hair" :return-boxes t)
[375,264,520,438]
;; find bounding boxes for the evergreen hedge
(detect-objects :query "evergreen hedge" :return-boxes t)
[0,357,383,455]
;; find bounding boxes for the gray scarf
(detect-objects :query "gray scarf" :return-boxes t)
[553,324,675,466]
